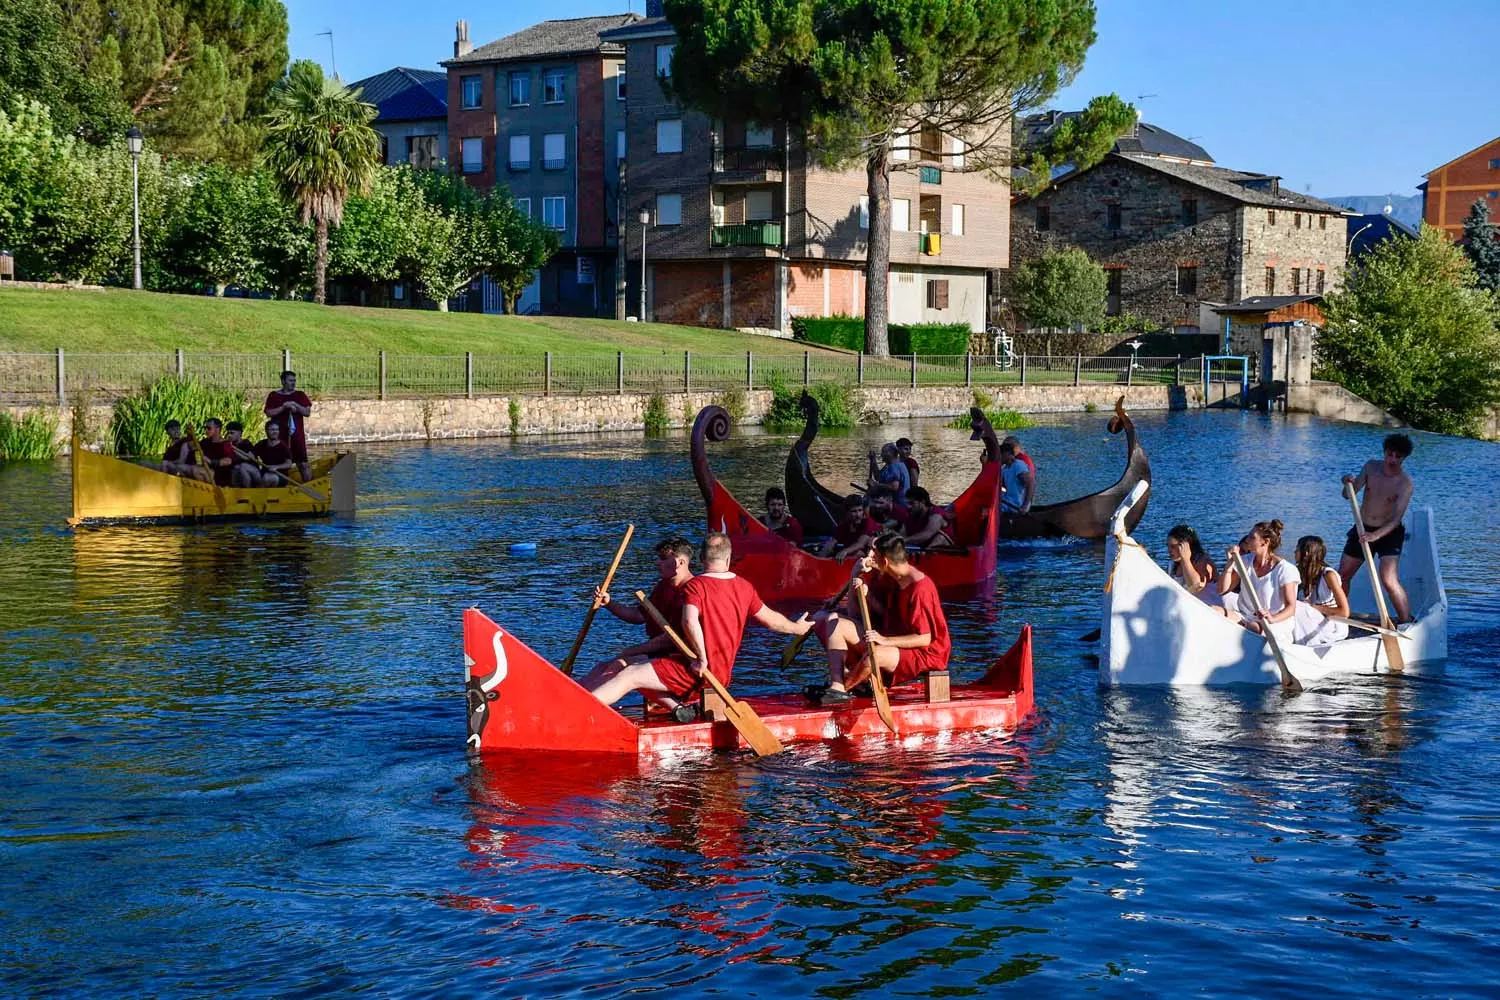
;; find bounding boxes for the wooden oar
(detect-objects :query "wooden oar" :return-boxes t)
[1229,550,1302,692]
[778,578,853,668]
[853,584,898,734]
[560,523,634,675]
[1345,482,1406,671]
[1328,615,1412,640]
[636,590,785,757]
[231,444,328,502]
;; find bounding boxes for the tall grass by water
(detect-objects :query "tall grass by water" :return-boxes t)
[0,410,59,460]
[108,376,262,458]
[764,376,861,431]
[946,389,1037,431]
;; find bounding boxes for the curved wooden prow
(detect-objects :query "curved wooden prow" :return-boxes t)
[969,407,1002,464]
[690,404,732,509]
[783,391,845,537]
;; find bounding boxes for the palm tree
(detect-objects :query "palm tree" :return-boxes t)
[262,60,381,304]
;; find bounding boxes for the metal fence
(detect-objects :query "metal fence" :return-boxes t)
[0,348,1196,405]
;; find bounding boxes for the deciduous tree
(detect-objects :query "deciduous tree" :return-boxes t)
[1010,247,1107,335]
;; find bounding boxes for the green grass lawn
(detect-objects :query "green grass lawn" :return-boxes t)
[0,286,828,356]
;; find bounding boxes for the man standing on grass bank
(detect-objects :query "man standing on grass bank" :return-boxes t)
[265,371,313,482]
[1339,433,1415,623]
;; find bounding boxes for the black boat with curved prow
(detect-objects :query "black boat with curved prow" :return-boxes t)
[1000,395,1150,541]
[784,391,850,538]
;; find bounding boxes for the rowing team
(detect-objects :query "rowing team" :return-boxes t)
[763,486,956,559]
[1164,433,1416,647]
[580,530,949,722]
[153,418,303,488]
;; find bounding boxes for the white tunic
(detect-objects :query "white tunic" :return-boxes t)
[1229,557,1300,645]
[1293,565,1350,646]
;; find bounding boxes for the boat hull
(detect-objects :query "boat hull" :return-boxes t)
[70,447,355,525]
[1100,506,1447,686]
[464,607,1034,755]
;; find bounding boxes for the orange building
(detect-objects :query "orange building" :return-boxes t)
[1420,136,1500,238]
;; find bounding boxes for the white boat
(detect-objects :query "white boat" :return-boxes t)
[1098,482,1448,687]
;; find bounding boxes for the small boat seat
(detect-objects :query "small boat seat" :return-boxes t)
[924,670,950,704]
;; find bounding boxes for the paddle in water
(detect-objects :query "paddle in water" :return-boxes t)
[635,590,785,757]
[853,583,898,735]
[1228,549,1302,692]
[1345,482,1406,671]
[231,444,328,501]
[560,524,635,676]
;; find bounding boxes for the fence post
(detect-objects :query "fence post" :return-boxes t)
[857,353,864,386]
[465,352,474,399]
[55,348,64,407]
[544,352,552,396]
[175,348,184,379]
[1174,355,1182,387]
[617,351,624,395]
[684,350,691,392]
[965,353,972,388]
[281,348,291,373]
[1126,357,1134,387]
[378,351,387,400]
[1019,354,1027,386]
[803,350,810,386]
[1074,353,1082,387]
[746,350,753,390]
[908,354,916,388]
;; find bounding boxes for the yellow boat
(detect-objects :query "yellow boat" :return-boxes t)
[69,445,356,525]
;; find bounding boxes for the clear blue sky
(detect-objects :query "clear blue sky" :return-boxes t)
[285,0,1498,197]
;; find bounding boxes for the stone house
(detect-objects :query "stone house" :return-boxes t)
[349,67,448,169]
[1420,135,1500,240]
[597,7,1011,334]
[443,15,638,316]
[1011,149,1349,344]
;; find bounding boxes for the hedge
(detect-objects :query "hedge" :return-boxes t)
[793,318,972,356]
[792,315,865,351]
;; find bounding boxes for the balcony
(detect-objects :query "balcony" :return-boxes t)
[711,145,784,178]
[919,165,942,185]
[711,221,783,248]
[507,159,530,172]
[542,158,567,171]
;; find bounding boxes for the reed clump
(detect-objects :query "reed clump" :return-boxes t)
[109,376,261,458]
[946,389,1037,430]
[0,410,60,460]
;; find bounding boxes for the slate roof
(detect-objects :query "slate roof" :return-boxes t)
[1022,111,1214,164]
[1117,155,1348,213]
[349,68,447,122]
[1347,213,1419,256]
[446,14,641,65]
[1214,295,1322,314]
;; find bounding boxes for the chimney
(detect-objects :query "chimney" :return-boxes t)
[454,20,472,58]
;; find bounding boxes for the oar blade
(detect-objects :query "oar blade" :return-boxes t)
[721,698,785,756]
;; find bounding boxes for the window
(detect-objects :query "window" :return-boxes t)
[951,203,965,236]
[460,75,482,109]
[1176,264,1198,296]
[656,119,682,153]
[508,71,530,107]
[1319,215,1327,230]
[892,131,912,162]
[745,123,774,148]
[461,137,482,174]
[892,198,911,232]
[1035,204,1050,231]
[1316,268,1325,294]
[745,189,774,221]
[616,129,626,162]
[951,136,966,169]
[1106,203,1121,232]
[655,43,675,78]
[1292,268,1302,294]
[927,279,949,310]
[542,196,566,231]
[542,133,566,170]
[1294,212,1302,229]
[1268,210,1277,225]
[1181,198,1198,226]
[616,67,627,101]
[515,197,531,218]
[406,135,439,169]
[508,135,531,171]
[1490,191,1500,199]
[858,196,869,230]
[1106,269,1122,316]
[543,70,565,104]
[1265,266,1276,294]
[656,193,682,226]
[1490,158,1500,169]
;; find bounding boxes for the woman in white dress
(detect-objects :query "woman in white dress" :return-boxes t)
[1166,524,1220,605]
[1217,519,1300,647]
[1292,535,1351,646]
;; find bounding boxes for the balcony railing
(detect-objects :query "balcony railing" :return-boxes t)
[710,221,783,248]
[542,158,567,171]
[507,159,530,172]
[712,146,784,173]
[919,165,942,185]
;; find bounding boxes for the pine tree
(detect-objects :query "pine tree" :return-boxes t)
[1461,198,1500,293]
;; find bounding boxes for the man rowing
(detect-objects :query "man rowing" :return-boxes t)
[807,531,951,705]
[867,442,911,501]
[896,437,920,488]
[224,422,259,487]
[248,421,297,487]
[265,370,313,482]
[761,487,805,546]
[1339,433,1415,622]
[579,536,695,714]
[155,420,197,477]
[820,494,881,559]
[900,487,954,550]
[999,441,1034,514]
[585,532,811,721]
[195,418,237,486]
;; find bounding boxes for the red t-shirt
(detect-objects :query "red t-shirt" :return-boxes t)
[252,439,293,468]
[834,515,881,547]
[765,514,804,546]
[163,438,193,464]
[197,437,234,484]
[681,573,764,686]
[886,572,950,672]
[265,390,313,441]
[903,456,921,486]
[643,577,688,638]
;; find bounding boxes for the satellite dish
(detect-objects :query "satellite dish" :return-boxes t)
[1383,202,1393,216]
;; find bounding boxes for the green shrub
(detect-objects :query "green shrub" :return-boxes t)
[508,397,522,436]
[946,389,1036,430]
[712,385,747,424]
[793,315,865,351]
[764,375,859,431]
[643,390,670,436]
[108,376,261,458]
[890,323,971,356]
[0,410,61,460]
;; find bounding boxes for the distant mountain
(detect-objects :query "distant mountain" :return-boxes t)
[1321,194,1423,228]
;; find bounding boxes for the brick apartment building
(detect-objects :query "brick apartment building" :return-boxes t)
[443,15,637,315]
[1420,135,1500,239]
[1011,125,1348,351]
[599,7,1011,333]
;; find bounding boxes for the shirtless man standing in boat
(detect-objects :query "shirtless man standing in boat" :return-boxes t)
[586,532,812,722]
[1339,433,1415,623]
[580,536,695,712]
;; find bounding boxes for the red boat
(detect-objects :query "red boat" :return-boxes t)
[692,404,1002,602]
[463,607,1034,755]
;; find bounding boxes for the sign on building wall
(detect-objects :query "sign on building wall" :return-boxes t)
[576,257,595,285]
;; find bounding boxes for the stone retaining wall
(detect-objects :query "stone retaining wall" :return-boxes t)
[1285,382,1403,428]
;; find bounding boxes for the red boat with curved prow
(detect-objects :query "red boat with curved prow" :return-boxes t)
[463,606,1034,755]
[693,405,1002,601]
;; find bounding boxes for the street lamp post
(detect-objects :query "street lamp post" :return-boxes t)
[126,126,144,290]
[638,207,651,321]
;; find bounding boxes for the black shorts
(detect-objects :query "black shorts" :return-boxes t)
[1343,523,1404,561]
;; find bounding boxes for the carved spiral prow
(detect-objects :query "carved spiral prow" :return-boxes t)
[796,391,820,451]
[1107,395,1139,456]
[968,406,1002,463]
[690,405,732,506]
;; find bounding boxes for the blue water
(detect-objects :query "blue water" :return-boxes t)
[1,409,1497,997]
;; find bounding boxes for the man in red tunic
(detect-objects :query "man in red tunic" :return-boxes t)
[264,370,313,482]
[820,494,881,559]
[154,420,197,477]
[579,537,694,705]
[900,487,954,550]
[249,421,296,487]
[195,418,238,486]
[761,487,804,546]
[896,437,920,488]
[809,531,951,704]
[586,532,812,722]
